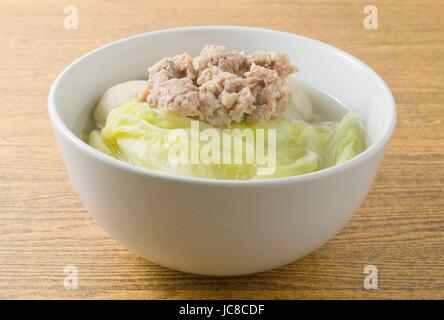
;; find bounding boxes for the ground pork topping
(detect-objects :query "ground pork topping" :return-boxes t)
[147,78,200,117]
[247,51,297,79]
[138,45,296,127]
[138,53,196,101]
[245,64,291,123]
[193,45,250,76]
[197,66,255,126]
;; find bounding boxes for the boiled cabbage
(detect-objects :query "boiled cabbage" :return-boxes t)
[88,100,366,180]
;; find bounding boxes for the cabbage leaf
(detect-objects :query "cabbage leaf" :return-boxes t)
[89,100,366,180]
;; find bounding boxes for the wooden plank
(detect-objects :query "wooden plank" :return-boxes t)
[0,0,443,299]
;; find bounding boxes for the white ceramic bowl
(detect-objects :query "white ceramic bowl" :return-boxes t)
[48,26,396,276]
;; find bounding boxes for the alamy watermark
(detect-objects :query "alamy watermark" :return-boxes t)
[363,265,378,290]
[64,265,78,289]
[64,5,78,30]
[363,5,378,30]
[167,121,277,176]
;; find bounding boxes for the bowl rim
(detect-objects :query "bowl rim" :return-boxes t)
[48,25,397,186]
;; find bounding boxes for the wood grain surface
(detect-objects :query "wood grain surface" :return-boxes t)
[0,0,443,299]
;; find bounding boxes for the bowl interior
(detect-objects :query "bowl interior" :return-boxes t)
[50,27,395,149]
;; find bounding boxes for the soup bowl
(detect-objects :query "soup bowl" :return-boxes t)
[48,26,396,276]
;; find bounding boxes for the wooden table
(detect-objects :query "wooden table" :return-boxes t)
[1,0,443,299]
